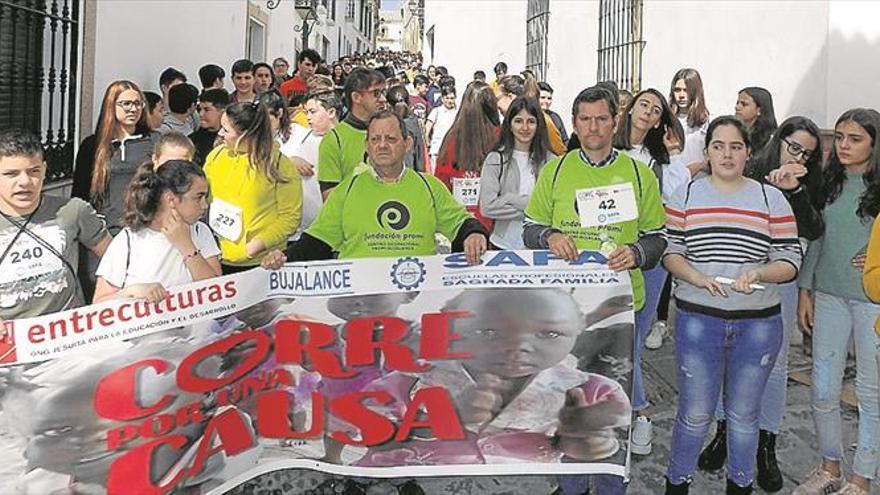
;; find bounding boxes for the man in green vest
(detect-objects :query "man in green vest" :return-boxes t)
[263,110,488,266]
[523,85,667,495]
[317,67,388,197]
[524,84,667,309]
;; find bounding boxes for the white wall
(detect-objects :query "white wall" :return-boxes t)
[378,12,404,51]
[640,1,830,127]
[264,3,299,64]
[91,0,296,127]
[826,1,880,126]
[422,0,526,94]
[544,0,601,123]
[418,0,880,130]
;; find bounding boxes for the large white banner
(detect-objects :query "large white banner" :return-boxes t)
[0,250,635,494]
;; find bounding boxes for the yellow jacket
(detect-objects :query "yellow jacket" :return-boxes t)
[863,215,880,334]
[545,113,567,156]
[204,145,302,266]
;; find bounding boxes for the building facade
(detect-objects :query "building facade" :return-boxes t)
[423,0,880,130]
[401,0,424,53]
[0,0,379,187]
[377,9,403,51]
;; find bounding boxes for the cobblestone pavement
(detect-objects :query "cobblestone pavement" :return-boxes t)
[227,334,877,495]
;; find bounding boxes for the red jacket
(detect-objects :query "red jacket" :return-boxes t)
[433,130,499,230]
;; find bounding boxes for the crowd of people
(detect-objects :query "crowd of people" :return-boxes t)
[1,46,879,495]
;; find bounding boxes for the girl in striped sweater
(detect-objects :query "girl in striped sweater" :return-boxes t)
[662,116,801,495]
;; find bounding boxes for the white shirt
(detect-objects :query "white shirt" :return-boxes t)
[427,105,457,155]
[490,150,533,251]
[514,150,536,198]
[679,132,705,170]
[624,144,691,204]
[281,124,324,240]
[96,221,220,289]
[678,114,709,137]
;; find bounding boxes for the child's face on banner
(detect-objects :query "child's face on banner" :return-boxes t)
[327,293,415,320]
[454,290,581,378]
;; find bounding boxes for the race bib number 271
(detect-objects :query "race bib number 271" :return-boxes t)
[453,177,480,207]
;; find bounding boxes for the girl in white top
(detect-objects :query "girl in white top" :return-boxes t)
[94,160,221,302]
[280,90,342,239]
[612,87,692,454]
[669,69,711,170]
[479,96,554,250]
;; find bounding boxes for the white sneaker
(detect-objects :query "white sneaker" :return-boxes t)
[630,415,653,455]
[792,466,844,495]
[645,320,668,350]
[834,482,870,495]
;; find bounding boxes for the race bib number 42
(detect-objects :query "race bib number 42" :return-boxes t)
[209,199,244,241]
[0,225,64,284]
[576,183,638,227]
[453,177,480,207]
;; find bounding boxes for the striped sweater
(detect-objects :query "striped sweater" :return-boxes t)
[664,177,802,318]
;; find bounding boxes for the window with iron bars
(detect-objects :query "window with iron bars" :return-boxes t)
[525,0,549,81]
[0,0,80,183]
[597,0,644,93]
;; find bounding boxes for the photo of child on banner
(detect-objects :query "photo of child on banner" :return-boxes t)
[351,288,632,467]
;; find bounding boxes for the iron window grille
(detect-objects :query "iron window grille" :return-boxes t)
[597,0,644,93]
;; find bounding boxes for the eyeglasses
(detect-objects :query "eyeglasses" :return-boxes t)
[116,99,144,111]
[782,138,814,161]
[360,88,386,99]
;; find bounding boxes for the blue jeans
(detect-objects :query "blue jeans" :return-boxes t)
[633,265,668,411]
[811,291,880,479]
[557,474,626,495]
[712,281,798,432]
[666,309,783,487]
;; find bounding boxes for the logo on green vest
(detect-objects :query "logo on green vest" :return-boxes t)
[376,201,410,230]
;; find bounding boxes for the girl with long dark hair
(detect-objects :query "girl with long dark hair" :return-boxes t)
[495,74,566,155]
[253,62,276,94]
[204,101,302,273]
[93,160,220,302]
[479,96,554,250]
[258,89,293,144]
[794,108,880,495]
[434,81,500,228]
[668,68,710,137]
[735,87,777,152]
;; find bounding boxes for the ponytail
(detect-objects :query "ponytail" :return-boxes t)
[121,159,205,231]
[224,101,288,184]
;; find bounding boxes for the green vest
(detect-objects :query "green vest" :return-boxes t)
[525,151,666,310]
[307,168,472,259]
